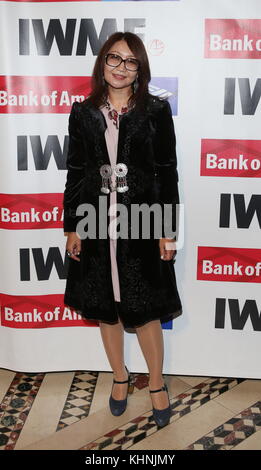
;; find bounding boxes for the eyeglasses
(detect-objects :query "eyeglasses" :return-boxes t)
[105,53,140,72]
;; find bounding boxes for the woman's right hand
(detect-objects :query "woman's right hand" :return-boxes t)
[66,232,81,262]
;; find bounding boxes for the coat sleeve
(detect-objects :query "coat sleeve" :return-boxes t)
[153,99,180,239]
[63,101,86,233]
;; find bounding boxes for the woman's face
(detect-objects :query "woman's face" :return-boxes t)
[103,40,138,93]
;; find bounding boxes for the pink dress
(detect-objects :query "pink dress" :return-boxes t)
[100,103,122,302]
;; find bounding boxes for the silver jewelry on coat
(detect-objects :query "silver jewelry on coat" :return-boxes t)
[99,163,129,193]
[100,164,113,194]
[114,163,129,192]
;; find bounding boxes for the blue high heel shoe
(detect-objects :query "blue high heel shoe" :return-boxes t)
[109,365,134,416]
[149,382,171,427]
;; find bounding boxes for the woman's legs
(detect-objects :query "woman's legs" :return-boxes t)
[99,318,129,400]
[99,304,168,408]
[135,319,169,410]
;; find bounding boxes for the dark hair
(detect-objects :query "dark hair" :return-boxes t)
[88,32,151,111]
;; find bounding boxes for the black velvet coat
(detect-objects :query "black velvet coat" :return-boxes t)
[63,93,182,328]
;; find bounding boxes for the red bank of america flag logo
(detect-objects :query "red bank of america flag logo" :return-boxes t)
[0,293,96,329]
[205,19,261,59]
[197,247,261,283]
[200,139,261,178]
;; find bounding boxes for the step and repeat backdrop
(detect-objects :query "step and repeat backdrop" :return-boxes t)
[0,0,260,377]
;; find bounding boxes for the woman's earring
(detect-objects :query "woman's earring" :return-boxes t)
[133,76,139,93]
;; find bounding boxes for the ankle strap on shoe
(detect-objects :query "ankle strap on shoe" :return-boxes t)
[149,384,167,393]
[113,378,129,384]
[112,365,129,384]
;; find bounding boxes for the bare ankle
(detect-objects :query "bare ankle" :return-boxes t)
[149,376,165,389]
[113,367,128,381]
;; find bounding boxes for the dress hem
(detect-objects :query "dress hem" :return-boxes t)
[64,297,182,329]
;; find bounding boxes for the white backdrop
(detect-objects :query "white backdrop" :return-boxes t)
[0,0,260,378]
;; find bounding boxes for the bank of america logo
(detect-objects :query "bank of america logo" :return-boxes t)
[149,78,178,115]
[149,84,173,99]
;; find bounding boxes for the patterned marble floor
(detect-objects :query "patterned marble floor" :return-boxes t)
[0,367,261,450]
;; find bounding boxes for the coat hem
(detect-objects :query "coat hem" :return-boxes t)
[64,297,119,324]
[64,296,182,329]
[122,308,183,329]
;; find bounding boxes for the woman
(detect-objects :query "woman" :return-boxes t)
[63,32,182,427]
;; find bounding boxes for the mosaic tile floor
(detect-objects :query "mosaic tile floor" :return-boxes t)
[0,368,261,451]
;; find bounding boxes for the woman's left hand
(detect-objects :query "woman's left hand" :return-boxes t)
[159,238,176,261]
